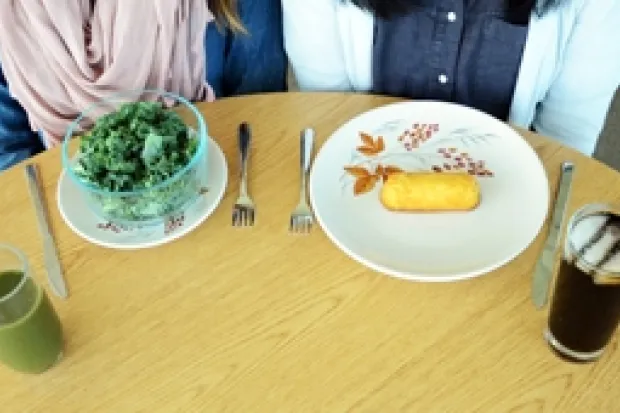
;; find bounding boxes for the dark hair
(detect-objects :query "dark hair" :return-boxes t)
[208,0,245,32]
[345,0,561,21]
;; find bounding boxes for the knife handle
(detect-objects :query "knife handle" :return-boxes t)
[25,164,68,299]
[532,162,574,309]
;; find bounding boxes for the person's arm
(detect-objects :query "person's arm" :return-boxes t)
[206,0,287,97]
[0,63,44,171]
[532,0,620,155]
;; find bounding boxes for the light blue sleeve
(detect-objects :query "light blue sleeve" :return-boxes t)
[533,0,620,155]
[283,0,356,91]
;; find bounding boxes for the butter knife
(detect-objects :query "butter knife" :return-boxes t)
[25,164,68,299]
[532,162,574,309]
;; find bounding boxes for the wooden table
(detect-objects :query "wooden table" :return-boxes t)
[1,93,619,412]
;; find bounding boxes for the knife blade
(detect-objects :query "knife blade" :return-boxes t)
[24,164,68,299]
[532,161,574,309]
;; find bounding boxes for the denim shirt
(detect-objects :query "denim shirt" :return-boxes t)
[0,67,45,170]
[205,0,286,98]
[0,0,286,171]
[372,0,529,121]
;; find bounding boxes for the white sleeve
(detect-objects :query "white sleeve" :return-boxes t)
[282,0,373,92]
[533,0,620,155]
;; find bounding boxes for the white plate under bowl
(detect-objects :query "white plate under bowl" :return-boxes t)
[309,101,550,282]
[57,136,227,250]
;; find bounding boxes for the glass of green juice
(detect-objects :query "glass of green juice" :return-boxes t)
[0,244,63,374]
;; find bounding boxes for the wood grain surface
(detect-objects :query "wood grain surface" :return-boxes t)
[0,93,619,413]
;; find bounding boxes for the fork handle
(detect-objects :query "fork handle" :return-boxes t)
[300,128,315,200]
[239,122,251,195]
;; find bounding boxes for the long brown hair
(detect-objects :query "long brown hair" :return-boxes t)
[208,0,246,33]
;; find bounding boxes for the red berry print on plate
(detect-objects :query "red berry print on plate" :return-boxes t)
[398,123,440,151]
[431,148,494,177]
[164,213,186,235]
[97,222,124,233]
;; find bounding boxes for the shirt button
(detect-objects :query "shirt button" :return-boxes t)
[438,74,449,84]
[447,12,457,22]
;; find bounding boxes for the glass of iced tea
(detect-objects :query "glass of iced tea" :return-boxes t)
[545,203,620,362]
[0,244,64,373]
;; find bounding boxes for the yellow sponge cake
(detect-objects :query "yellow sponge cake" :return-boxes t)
[380,172,481,212]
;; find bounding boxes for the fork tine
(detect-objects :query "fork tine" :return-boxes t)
[288,215,310,233]
[232,207,256,227]
[289,216,307,234]
[232,208,241,227]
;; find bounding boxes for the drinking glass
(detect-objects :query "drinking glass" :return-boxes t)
[545,203,620,362]
[0,244,64,373]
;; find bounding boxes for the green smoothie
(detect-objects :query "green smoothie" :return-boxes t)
[0,270,63,374]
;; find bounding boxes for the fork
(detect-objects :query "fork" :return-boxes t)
[289,128,315,233]
[232,122,255,227]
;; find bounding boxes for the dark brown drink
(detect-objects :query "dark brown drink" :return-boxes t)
[545,206,620,362]
[547,259,620,358]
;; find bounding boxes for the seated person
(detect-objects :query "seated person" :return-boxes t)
[0,0,286,171]
[282,0,620,155]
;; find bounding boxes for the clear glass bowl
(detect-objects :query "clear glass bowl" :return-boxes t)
[62,90,208,227]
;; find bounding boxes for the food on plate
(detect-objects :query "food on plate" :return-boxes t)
[75,101,196,191]
[72,100,202,222]
[380,172,480,212]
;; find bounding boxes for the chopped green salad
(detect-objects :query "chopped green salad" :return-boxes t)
[73,101,202,221]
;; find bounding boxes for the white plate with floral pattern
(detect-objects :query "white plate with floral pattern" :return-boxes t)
[57,136,227,250]
[309,101,550,282]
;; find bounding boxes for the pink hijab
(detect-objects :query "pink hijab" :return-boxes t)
[0,0,215,146]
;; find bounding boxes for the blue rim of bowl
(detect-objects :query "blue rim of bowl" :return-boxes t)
[61,89,208,196]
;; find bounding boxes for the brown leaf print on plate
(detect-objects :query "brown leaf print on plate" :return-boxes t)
[344,166,371,177]
[344,163,404,195]
[343,126,495,198]
[376,136,385,152]
[383,165,404,176]
[360,132,375,147]
[356,132,385,156]
[354,175,379,195]
[376,164,404,182]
